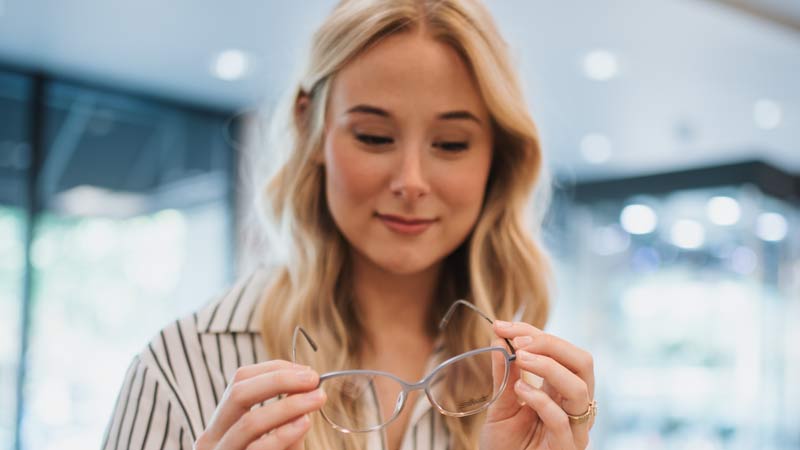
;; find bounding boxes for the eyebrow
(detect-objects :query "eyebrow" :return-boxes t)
[346,104,483,125]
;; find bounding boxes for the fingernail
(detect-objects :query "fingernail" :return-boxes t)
[298,371,314,382]
[495,320,512,328]
[513,336,533,347]
[515,379,534,393]
[517,350,536,362]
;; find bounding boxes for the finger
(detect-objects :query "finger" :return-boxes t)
[513,379,576,450]
[228,360,308,384]
[205,367,319,442]
[286,436,305,450]
[219,389,325,450]
[493,320,543,339]
[493,323,594,398]
[244,414,310,450]
[280,416,307,450]
[223,361,309,411]
[514,350,590,417]
[513,334,594,399]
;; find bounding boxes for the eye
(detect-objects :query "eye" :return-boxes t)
[433,141,469,152]
[355,134,394,146]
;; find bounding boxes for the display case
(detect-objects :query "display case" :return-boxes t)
[547,164,799,449]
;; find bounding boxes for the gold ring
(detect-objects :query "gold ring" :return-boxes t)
[566,400,597,425]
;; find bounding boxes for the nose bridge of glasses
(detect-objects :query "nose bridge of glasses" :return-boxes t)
[406,377,430,391]
[319,369,423,403]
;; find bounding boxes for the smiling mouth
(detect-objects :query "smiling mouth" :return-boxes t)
[375,213,438,235]
[375,213,438,224]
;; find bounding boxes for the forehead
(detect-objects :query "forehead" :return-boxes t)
[328,31,489,122]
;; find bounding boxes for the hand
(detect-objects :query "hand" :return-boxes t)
[479,321,595,450]
[194,360,327,450]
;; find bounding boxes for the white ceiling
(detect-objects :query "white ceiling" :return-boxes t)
[1,0,798,181]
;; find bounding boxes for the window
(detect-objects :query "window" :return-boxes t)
[1,72,238,450]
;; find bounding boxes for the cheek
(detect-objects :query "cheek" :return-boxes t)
[324,133,384,218]
[436,154,492,219]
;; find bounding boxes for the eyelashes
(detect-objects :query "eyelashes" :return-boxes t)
[434,141,469,152]
[356,134,393,146]
[354,133,469,152]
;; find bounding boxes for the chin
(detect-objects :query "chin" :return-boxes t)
[374,254,440,276]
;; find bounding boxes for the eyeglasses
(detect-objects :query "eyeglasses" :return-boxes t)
[292,300,517,433]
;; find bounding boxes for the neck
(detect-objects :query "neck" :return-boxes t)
[350,251,441,349]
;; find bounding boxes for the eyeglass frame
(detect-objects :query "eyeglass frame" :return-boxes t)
[291,299,518,433]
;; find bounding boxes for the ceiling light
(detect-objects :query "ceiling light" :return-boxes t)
[706,196,740,226]
[756,212,788,242]
[753,99,782,130]
[580,133,612,164]
[582,50,619,81]
[620,204,657,235]
[55,185,147,218]
[671,219,705,249]
[211,49,251,81]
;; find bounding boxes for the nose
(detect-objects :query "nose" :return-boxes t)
[389,145,430,201]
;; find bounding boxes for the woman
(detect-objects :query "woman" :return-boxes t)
[102,1,596,449]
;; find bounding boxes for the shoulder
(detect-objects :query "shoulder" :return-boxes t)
[141,264,272,364]
[127,266,276,433]
[194,264,274,334]
[139,264,275,379]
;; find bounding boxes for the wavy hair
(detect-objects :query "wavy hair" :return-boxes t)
[249,0,551,448]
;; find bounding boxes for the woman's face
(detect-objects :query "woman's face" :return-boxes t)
[321,30,494,276]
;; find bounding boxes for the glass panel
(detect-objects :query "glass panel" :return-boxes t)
[0,206,25,450]
[0,70,32,450]
[20,82,235,450]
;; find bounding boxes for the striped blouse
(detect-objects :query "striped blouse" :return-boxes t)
[101,267,452,450]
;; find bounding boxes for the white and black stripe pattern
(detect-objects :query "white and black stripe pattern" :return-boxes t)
[102,266,451,450]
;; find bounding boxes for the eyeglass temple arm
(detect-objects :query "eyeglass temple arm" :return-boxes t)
[439,299,516,355]
[292,326,318,363]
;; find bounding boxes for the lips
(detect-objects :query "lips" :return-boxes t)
[376,213,438,235]
[376,213,437,225]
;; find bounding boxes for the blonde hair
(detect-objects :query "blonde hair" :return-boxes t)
[250,0,551,448]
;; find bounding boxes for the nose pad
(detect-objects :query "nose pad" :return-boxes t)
[394,391,407,415]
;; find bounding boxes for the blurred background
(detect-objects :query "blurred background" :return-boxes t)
[0,0,798,449]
